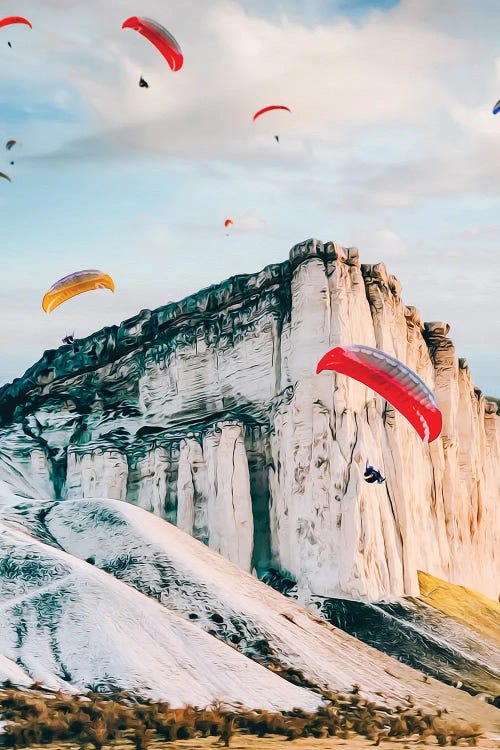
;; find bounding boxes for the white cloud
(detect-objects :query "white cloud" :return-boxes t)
[66,1,464,146]
[11,0,498,210]
[21,0,495,210]
[233,214,267,232]
[444,223,500,240]
[1,0,499,394]
[352,228,408,257]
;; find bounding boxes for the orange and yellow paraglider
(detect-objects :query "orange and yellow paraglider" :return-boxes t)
[42,270,115,313]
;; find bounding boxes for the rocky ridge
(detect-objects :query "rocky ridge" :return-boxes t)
[0,239,498,600]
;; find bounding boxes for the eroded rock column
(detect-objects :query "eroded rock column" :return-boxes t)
[128,447,170,517]
[205,423,254,572]
[66,448,128,501]
[177,437,210,544]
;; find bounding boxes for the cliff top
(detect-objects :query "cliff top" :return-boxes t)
[0,238,495,424]
[0,239,339,416]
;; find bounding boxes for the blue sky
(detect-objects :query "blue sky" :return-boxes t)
[0,0,499,395]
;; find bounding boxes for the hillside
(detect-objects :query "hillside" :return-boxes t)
[0,492,498,733]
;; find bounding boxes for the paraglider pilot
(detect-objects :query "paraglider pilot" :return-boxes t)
[364,462,385,484]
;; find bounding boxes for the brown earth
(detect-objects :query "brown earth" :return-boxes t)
[25,733,500,749]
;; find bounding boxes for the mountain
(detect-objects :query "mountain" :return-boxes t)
[0,241,498,728]
[0,490,498,733]
[0,238,497,602]
[0,513,322,710]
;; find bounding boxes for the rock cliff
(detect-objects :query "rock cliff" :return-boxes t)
[0,239,498,601]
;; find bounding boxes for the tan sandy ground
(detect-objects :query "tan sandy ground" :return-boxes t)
[417,572,500,645]
[39,733,500,750]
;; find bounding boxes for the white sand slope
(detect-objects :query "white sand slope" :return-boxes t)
[0,520,322,711]
[1,496,498,734]
[0,655,33,688]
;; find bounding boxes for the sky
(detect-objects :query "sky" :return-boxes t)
[0,0,499,395]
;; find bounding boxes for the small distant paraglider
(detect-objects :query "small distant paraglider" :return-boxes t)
[6,140,16,165]
[139,76,149,88]
[0,16,31,47]
[316,344,442,443]
[42,270,115,313]
[0,16,32,29]
[62,333,75,345]
[224,218,233,236]
[493,99,500,116]
[364,462,385,484]
[253,105,292,121]
[122,17,183,71]
[0,172,12,183]
[253,105,291,143]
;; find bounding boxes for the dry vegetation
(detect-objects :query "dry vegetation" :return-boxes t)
[0,682,490,749]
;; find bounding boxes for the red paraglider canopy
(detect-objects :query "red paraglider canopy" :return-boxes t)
[316,344,442,443]
[0,16,32,29]
[224,219,233,228]
[122,16,183,71]
[252,105,291,121]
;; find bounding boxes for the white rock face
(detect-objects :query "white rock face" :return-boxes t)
[66,449,128,502]
[177,425,253,570]
[0,239,498,600]
[177,438,202,536]
[206,424,254,570]
[129,447,170,516]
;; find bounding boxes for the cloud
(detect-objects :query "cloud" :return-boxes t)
[22,0,495,214]
[67,1,464,146]
[444,223,500,241]
[0,0,499,396]
[12,0,500,207]
[352,228,408,257]
[233,214,267,233]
